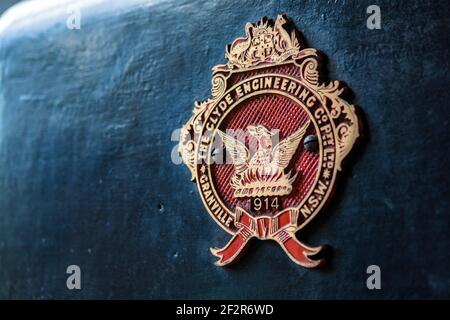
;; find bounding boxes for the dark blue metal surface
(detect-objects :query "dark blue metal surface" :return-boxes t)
[0,0,449,299]
[0,0,21,16]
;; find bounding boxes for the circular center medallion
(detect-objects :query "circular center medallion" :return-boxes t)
[195,74,337,234]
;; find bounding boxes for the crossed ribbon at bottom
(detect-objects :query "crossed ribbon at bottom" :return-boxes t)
[210,207,326,267]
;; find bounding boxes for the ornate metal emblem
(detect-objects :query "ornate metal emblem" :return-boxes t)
[179,15,360,267]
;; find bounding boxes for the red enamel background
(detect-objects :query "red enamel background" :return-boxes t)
[211,91,319,213]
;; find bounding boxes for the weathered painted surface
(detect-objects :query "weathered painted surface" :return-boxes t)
[0,0,449,299]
